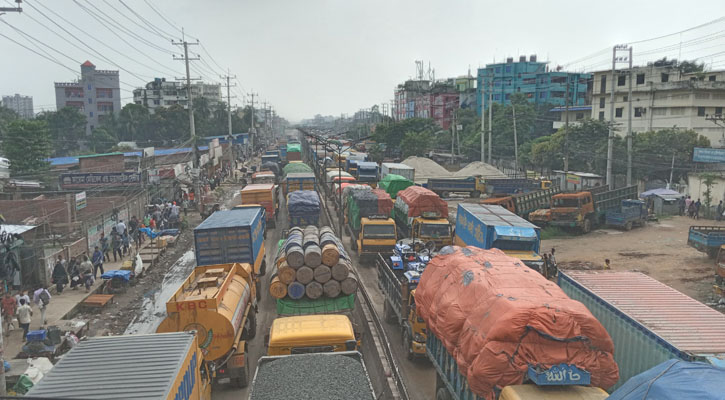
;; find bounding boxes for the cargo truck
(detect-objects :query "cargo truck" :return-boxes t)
[393,186,453,249]
[194,207,267,277]
[454,203,549,276]
[241,183,279,228]
[381,162,415,182]
[249,352,375,400]
[355,161,379,188]
[278,144,287,162]
[27,332,212,399]
[481,187,561,219]
[157,263,258,388]
[688,225,725,258]
[550,185,637,233]
[558,270,725,390]
[284,172,315,195]
[261,154,279,166]
[287,142,302,161]
[427,176,485,198]
[347,189,397,258]
[605,199,647,231]
[376,253,426,360]
[266,314,358,356]
[485,178,552,195]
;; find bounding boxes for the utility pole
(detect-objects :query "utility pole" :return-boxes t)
[488,80,493,164]
[480,78,486,162]
[248,92,257,152]
[512,104,519,178]
[0,0,22,15]
[221,70,236,138]
[564,77,570,190]
[626,46,634,186]
[172,30,200,167]
[668,151,675,190]
[451,110,456,164]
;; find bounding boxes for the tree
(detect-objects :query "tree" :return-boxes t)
[372,118,437,150]
[118,103,150,142]
[149,104,188,145]
[3,119,52,177]
[400,130,433,158]
[367,143,384,163]
[700,172,718,219]
[631,128,709,182]
[0,105,19,141]
[37,107,87,156]
[89,127,118,153]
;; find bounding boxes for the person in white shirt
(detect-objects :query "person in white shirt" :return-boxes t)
[115,220,127,236]
[32,286,51,327]
[16,298,32,341]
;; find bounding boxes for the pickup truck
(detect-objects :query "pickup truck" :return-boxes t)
[426,176,484,198]
[605,199,647,231]
[688,225,725,258]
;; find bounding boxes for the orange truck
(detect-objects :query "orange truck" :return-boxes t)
[241,183,279,228]
[157,263,258,388]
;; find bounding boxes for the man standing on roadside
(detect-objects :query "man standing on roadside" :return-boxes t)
[92,246,104,279]
[100,232,110,262]
[2,291,17,335]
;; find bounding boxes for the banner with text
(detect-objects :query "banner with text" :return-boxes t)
[60,172,142,189]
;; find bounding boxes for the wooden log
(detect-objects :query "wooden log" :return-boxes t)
[331,261,352,281]
[323,280,341,298]
[278,261,296,285]
[340,274,358,295]
[321,243,340,267]
[286,244,305,268]
[287,281,305,300]
[304,244,322,267]
[313,265,332,283]
[305,281,323,300]
[269,275,287,299]
[296,266,314,284]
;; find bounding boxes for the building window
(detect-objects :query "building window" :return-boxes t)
[576,112,584,120]
[90,125,94,131]
[89,111,94,117]
[87,84,92,90]
[88,98,93,104]
[153,99,160,105]
[670,108,685,116]
[599,97,605,108]
[652,108,667,116]
[615,107,623,118]
[494,80,501,87]
[539,92,547,99]
[505,66,512,73]
[598,111,605,121]
[617,75,626,86]
[634,107,643,117]
[622,95,628,102]
[698,107,706,117]
[716,107,723,116]
[636,74,645,84]
[494,94,501,100]
[495,67,501,73]
[505,94,510,100]
[661,73,669,83]
[600,76,607,93]
[710,75,717,82]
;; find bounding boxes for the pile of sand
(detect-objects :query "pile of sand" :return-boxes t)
[453,161,507,179]
[401,156,452,184]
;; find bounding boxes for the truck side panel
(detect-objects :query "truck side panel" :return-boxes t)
[377,255,404,323]
[427,332,485,400]
[454,204,492,249]
[428,178,476,192]
[194,210,265,268]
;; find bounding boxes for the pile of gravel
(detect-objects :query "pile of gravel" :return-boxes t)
[250,353,373,400]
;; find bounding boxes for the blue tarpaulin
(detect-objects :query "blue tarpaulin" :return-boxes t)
[139,227,161,239]
[288,190,320,216]
[607,360,725,400]
[101,270,132,281]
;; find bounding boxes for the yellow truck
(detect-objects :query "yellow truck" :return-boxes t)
[157,263,257,388]
[241,183,279,228]
[266,314,358,356]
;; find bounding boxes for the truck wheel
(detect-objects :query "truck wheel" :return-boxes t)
[441,191,450,198]
[245,311,257,339]
[624,221,633,231]
[403,330,414,361]
[255,279,261,302]
[232,365,249,388]
[582,218,592,234]
[260,261,267,276]
[436,387,453,400]
[708,248,719,259]
[470,190,481,198]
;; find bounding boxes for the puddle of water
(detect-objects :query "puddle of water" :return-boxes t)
[124,250,196,334]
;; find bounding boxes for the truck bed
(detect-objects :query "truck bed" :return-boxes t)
[688,225,725,255]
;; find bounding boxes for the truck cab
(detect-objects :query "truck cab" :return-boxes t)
[357,217,397,257]
[404,289,427,359]
[411,214,453,249]
[550,192,594,232]
[267,314,358,356]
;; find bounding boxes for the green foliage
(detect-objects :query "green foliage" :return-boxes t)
[372,118,437,149]
[400,130,433,158]
[89,127,117,153]
[3,119,52,176]
[118,103,151,142]
[700,172,718,218]
[37,107,87,156]
[0,105,19,141]
[367,143,384,163]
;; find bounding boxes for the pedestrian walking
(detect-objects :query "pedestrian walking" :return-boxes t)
[685,196,693,217]
[2,291,17,335]
[15,290,30,309]
[51,255,69,294]
[717,201,723,222]
[80,255,94,292]
[116,219,127,237]
[68,258,81,290]
[695,198,702,220]
[111,231,122,262]
[100,232,110,262]
[122,231,130,256]
[678,197,686,216]
[16,298,32,341]
[32,286,51,327]
[92,246,104,279]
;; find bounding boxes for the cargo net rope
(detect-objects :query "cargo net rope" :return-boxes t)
[415,246,619,399]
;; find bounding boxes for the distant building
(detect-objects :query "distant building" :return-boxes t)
[1,94,34,119]
[133,78,222,113]
[476,55,591,114]
[393,80,460,129]
[590,62,725,144]
[54,61,121,136]
[549,105,593,130]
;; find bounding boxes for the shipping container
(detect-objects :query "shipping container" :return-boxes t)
[381,162,415,182]
[194,207,267,275]
[558,270,725,390]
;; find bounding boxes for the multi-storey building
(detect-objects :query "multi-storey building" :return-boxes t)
[393,80,460,129]
[54,61,121,135]
[476,55,590,114]
[590,63,725,144]
[132,78,222,113]
[393,80,431,121]
[1,94,34,119]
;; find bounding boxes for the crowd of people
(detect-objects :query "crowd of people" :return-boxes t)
[680,196,703,219]
[1,285,53,341]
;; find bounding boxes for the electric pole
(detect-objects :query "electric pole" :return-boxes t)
[626,46,633,186]
[248,92,257,151]
[564,77,570,190]
[512,104,519,178]
[0,0,22,15]
[480,78,486,162]
[451,110,456,164]
[221,70,236,138]
[172,30,199,167]
[488,80,493,164]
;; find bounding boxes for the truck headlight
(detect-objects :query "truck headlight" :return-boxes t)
[413,333,425,343]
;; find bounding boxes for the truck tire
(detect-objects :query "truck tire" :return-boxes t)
[470,190,481,198]
[351,236,357,251]
[260,261,267,277]
[441,191,450,198]
[624,221,633,231]
[582,218,592,234]
[255,279,261,302]
[245,311,257,339]
[403,330,414,361]
[232,365,249,388]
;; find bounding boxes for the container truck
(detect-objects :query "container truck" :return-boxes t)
[378,173,413,199]
[605,199,647,231]
[157,263,258,388]
[393,186,452,249]
[241,183,279,228]
[284,172,315,195]
[558,270,725,390]
[426,176,485,198]
[550,185,637,233]
[484,178,552,195]
[249,352,375,400]
[481,187,561,219]
[278,144,287,162]
[688,225,725,258]
[376,253,426,360]
[194,207,267,277]
[261,154,279,166]
[381,162,415,182]
[287,142,302,161]
[454,203,550,276]
[287,190,320,227]
[355,161,379,188]
[347,189,397,258]
[27,332,212,399]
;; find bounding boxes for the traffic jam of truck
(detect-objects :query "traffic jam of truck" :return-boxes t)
[25,128,725,399]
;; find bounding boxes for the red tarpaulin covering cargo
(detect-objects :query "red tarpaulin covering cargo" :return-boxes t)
[396,186,448,218]
[371,189,393,216]
[416,246,619,399]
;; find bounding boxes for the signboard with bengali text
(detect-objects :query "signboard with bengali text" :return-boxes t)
[693,147,725,163]
[75,191,86,210]
[60,172,141,189]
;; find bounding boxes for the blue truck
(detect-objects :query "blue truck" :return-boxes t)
[455,203,551,276]
[688,225,725,258]
[484,178,551,195]
[278,145,287,162]
[355,161,379,187]
[605,199,647,231]
[194,207,267,281]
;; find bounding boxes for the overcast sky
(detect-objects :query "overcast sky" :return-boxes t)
[1,0,724,122]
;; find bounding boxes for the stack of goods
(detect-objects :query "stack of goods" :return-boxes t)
[347,189,393,231]
[287,190,320,227]
[283,162,313,177]
[415,246,620,399]
[378,173,413,199]
[270,226,358,301]
[393,186,448,223]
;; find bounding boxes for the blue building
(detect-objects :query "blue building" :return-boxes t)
[476,55,590,114]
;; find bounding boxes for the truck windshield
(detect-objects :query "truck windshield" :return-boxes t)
[553,198,580,207]
[363,224,396,238]
[420,223,450,238]
[492,239,536,252]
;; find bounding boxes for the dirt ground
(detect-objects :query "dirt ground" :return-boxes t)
[543,215,723,306]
